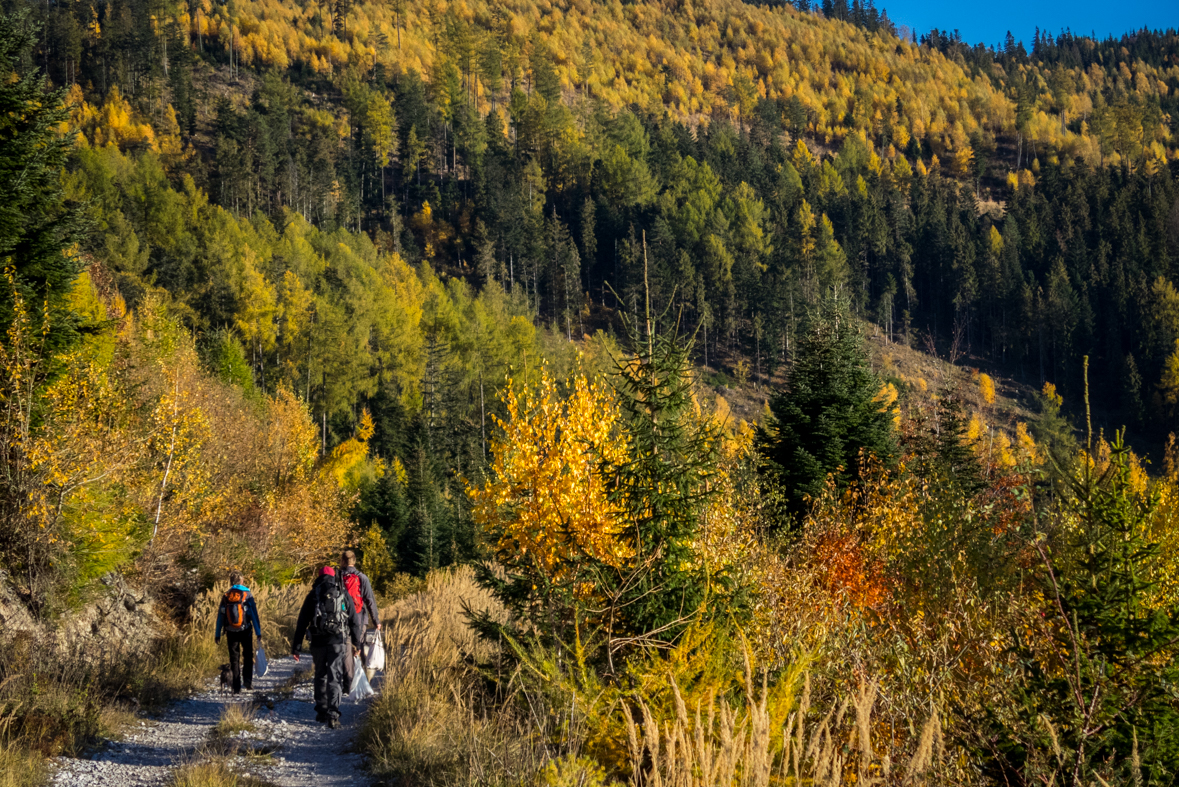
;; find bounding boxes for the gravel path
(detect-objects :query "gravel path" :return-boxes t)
[51,652,376,787]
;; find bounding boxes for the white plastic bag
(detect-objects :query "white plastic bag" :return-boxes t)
[363,630,386,672]
[348,655,374,701]
[254,644,268,677]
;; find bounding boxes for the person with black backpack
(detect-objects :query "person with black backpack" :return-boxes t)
[291,566,363,728]
[215,571,263,694]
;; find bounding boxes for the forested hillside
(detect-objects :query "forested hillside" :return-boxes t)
[12,0,1177,433]
[1,0,1177,592]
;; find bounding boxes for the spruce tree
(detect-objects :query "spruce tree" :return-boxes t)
[597,272,724,655]
[991,433,1179,785]
[0,10,83,353]
[757,295,895,521]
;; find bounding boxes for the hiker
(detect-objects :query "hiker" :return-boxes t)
[339,550,381,680]
[291,566,363,729]
[215,571,262,694]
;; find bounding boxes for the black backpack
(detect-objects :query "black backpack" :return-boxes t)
[309,579,350,638]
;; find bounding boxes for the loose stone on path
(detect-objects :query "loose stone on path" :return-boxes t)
[50,655,373,787]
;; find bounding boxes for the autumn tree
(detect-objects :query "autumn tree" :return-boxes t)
[469,367,628,640]
[364,92,397,209]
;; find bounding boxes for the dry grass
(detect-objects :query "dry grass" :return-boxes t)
[380,565,502,682]
[0,719,47,787]
[168,756,275,787]
[0,636,129,757]
[625,671,944,787]
[361,565,548,786]
[211,705,256,739]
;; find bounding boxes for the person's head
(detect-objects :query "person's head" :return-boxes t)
[229,571,244,586]
[319,566,336,578]
[341,550,356,567]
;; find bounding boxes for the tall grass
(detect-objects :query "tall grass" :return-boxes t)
[623,671,944,787]
[362,565,549,786]
[0,718,45,787]
[361,567,949,787]
[379,566,502,681]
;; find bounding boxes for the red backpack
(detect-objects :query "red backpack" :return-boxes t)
[342,571,363,619]
[224,588,248,632]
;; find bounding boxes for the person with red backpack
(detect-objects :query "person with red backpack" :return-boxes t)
[215,571,263,694]
[339,550,381,680]
[291,566,363,728]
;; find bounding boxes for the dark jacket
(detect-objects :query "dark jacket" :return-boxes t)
[340,566,381,628]
[216,585,262,639]
[291,575,363,653]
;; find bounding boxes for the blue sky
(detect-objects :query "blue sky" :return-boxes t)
[879,0,1176,49]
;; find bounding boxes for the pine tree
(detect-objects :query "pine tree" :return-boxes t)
[757,295,896,521]
[600,320,720,652]
[993,432,1179,785]
[475,219,502,286]
[580,196,597,296]
[0,10,83,354]
[597,257,724,656]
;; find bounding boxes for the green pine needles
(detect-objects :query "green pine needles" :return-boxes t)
[757,294,896,523]
[598,310,721,657]
[990,429,1179,785]
[0,10,84,355]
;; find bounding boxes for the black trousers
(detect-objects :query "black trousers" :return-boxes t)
[226,629,254,692]
[310,642,348,720]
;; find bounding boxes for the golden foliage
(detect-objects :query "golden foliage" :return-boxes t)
[978,372,996,404]
[325,407,385,491]
[2,269,356,593]
[470,367,630,581]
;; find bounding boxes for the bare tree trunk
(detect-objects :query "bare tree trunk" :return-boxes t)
[151,380,181,544]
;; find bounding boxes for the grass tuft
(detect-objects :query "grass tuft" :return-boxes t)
[211,704,256,739]
[0,733,46,787]
[168,757,275,787]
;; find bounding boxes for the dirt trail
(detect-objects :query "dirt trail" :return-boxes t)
[50,653,374,787]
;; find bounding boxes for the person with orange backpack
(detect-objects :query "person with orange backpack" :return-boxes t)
[215,571,262,694]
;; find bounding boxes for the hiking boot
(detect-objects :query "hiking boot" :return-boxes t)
[327,718,341,730]
[315,712,328,723]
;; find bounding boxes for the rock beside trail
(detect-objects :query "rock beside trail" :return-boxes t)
[0,570,36,635]
[50,654,374,787]
[1,570,165,660]
[51,573,165,657]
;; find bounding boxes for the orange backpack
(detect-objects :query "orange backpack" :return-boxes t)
[225,589,248,632]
